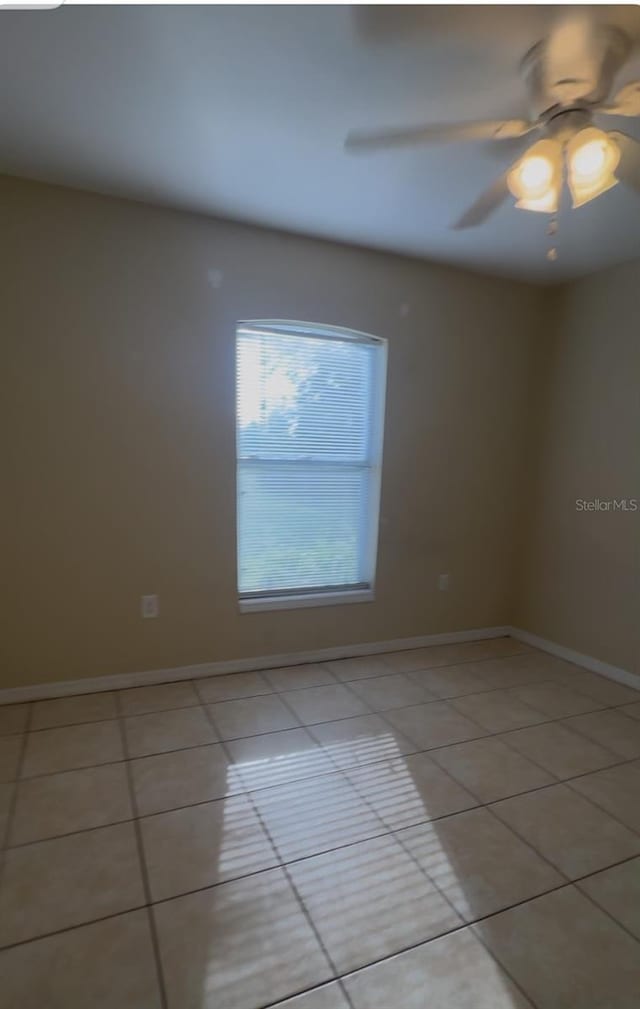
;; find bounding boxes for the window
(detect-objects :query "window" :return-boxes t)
[236,321,387,611]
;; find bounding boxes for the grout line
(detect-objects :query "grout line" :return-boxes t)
[486,782,640,874]
[275,689,315,732]
[113,693,169,1009]
[26,714,121,734]
[487,720,625,793]
[336,850,640,997]
[481,718,640,845]
[4,753,638,854]
[1,653,638,954]
[3,849,639,958]
[1,660,634,742]
[573,867,640,946]
[387,826,547,1009]
[17,757,131,783]
[0,640,541,715]
[563,771,640,839]
[0,905,151,953]
[256,979,354,1009]
[7,815,137,850]
[2,831,633,956]
[4,698,637,794]
[0,704,33,868]
[466,928,546,1009]
[304,702,550,1009]
[4,697,638,810]
[199,699,356,1009]
[0,676,614,739]
[246,795,356,1009]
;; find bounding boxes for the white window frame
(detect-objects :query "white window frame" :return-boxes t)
[236,320,387,613]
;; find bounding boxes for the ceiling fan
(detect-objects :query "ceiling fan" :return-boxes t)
[345,15,640,228]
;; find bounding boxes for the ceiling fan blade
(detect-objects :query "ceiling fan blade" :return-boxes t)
[609,131,640,193]
[543,11,601,104]
[598,80,640,117]
[345,119,535,152]
[452,171,509,229]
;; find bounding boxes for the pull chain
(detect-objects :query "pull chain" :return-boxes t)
[547,216,558,261]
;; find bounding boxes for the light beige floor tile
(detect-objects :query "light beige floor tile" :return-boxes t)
[195,671,272,703]
[265,664,337,691]
[0,704,29,736]
[475,885,640,1009]
[385,701,484,750]
[0,782,14,843]
[550,669,640,707]
[154,867,332,1009]
[10,763,132,845]
[379,647,453,673]
[208,694,299,740]
[343,927,534,1008]
[348,673,435,710]
[282,684,370,725]
[0,822,145,946]
[309,714,416,769]
[131,743,240,816]
[474,653,560,690]
[380,643,499,674]
[387,641,522,675]
[517,654,584,682]
[124,706,216,758]
[31,692,116,730]
[508,682,603,719]
[450,688,547,733]
[326,655,391,681]
[570,760,640,833]
[577,857,640,939]
[0,735,22,783]
[0,909,162,1009]
[431,736,554,803]
[272,983,350,1008]
[400,807,562,921]
[252,772,385,861]
[21,721,123,778]
[491,783,640,878]
[461,637,529,660]
[118,681,200,715]
[141,794,278,900]
[620,701,640,720]
[409,663,493,699]
[289,833,461,974]
[500,721,618,779]
[563,709,640,759]
[227,728,334,790]
[346,752,476,830]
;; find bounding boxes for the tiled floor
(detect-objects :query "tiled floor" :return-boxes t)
[1,637,640,1008]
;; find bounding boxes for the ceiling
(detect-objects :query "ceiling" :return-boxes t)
[1,5,640,283]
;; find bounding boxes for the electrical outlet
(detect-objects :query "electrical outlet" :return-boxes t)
[141,594,159,618]
[438,573,450,592]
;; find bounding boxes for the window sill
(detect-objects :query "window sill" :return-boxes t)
[239,589,375,613]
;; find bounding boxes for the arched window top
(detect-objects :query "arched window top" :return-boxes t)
[238,319,385,347]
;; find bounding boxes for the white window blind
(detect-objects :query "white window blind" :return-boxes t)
[236,321,387,602]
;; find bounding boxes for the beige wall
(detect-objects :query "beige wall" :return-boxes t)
[515,264,640,675]
[1,176,544,689]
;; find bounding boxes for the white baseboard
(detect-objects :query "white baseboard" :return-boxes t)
[509,626,640,692]
[0,625,512,704]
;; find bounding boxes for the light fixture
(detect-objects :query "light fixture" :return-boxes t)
[507,139,563,214]
[567,127,620,207]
